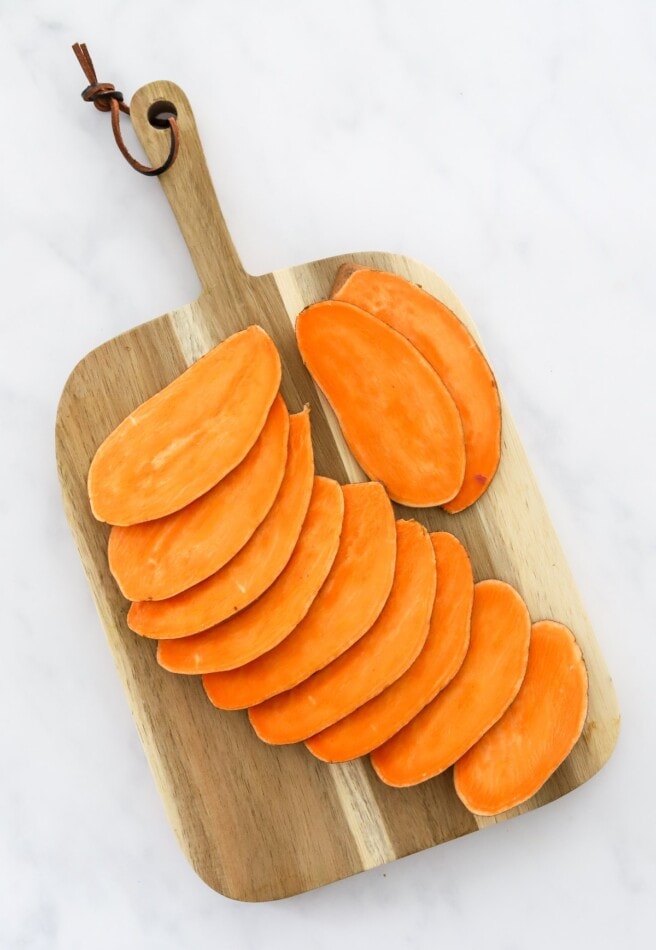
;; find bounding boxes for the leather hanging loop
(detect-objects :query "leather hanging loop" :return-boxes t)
[72,42,179,177]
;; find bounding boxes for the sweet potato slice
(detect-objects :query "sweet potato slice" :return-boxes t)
[307,531,473,762]
[295,301,465,507]
[454,621,589,815]
[249,519,435,745]
[128,408,314,638]
[157,477,343,674]
[88,325,281,525]
[108,395,289,601]
[202,481,396,710]
[333,267,501,512]
[371,579,530,787]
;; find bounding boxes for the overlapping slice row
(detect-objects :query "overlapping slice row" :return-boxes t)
[109,394,290,601]
[453,621,589,815]
[88,315,588,820]
[128,407,315,638]
[371,580,532,786]
[157,476,345,673]
[332,267,501,512]
[203,481,396,708]
[296,300,465,507]
[249,519,435,744]
[306,531,473,763]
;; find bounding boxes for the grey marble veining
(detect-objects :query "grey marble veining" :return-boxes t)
[1,1,654,947]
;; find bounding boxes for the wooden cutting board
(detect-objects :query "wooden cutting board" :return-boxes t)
[56,82,620,902]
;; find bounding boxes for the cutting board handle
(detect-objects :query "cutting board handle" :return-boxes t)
[130,81,248,294]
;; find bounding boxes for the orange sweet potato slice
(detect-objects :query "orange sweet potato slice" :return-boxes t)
[202,481,396,709]
[88,325,281,525]
[306,531,473,762]
[249,519,434,745]
[453,620,589,815]
[295,301,465,507]
[156,477,343,674]
[333,267,501,512]
[128,408,314,638]
[108,395,289,601]
[371,579,530,786]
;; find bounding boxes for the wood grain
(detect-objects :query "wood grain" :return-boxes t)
[56,82,620,901]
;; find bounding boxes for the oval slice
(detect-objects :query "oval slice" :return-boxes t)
[89,325,281,524]
[128,408,314,638]
[454,620,589,815]
[307,531,473,762]
[371,579,530,787]
[250,519,434,745]
[333,267,501,512]
[157,477,343,674]
[108,395,289,601]
[296,301,465,507]
[203,481,396,709]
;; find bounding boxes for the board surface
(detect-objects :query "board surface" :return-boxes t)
[55,82,620,901]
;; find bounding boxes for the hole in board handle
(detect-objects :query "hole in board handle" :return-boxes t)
[148,99,178,129]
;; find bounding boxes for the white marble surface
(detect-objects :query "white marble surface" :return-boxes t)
[1,0,655,946]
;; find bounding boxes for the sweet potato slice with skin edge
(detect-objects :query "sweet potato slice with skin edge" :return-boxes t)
[128,408,314,639]
[295,301,465,507]
[157,477,343,674]
[453,620,589,816]
[249,519,435,745]
[88,325,281,525]
[306,531,473,763]
[332,266,501,513]
[202,481,396,710]
[371,579,531,787]
[108,395,289,602]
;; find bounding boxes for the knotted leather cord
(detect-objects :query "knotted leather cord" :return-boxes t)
[72,42,179,176]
